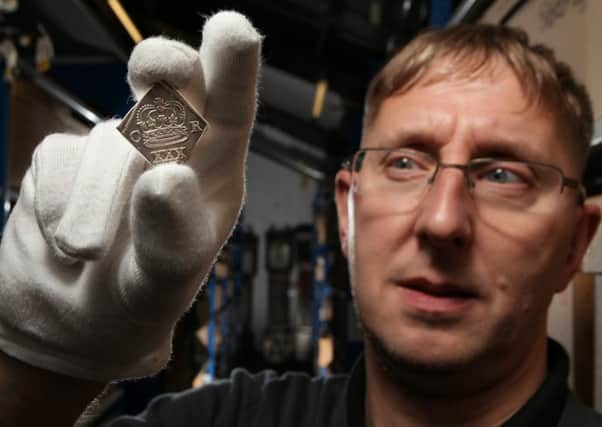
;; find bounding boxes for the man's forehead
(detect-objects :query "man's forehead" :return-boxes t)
[405,55,519,95]
[379,56,563,130]
[408,55,566,129]
[375,60,541,131]
[362,65,579,171]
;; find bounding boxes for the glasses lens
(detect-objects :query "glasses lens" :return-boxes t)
[352,149,436,213]
[350,151,570,219]
[468,159,563,214]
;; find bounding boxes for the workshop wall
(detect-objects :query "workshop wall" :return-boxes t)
[483,0,602,120]
[242,151,318,344]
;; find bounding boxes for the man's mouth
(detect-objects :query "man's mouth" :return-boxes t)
[402,278,476,297]
[395,278,478,315]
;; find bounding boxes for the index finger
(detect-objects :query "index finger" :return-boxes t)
[198,11,262,130]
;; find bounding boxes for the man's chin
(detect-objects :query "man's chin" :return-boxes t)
[366,331,504,398]
[364,326,486,385]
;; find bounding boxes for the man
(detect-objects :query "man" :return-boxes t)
[0,10,601,427]
[333,25,602,426]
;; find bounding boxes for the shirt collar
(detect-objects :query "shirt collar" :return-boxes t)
[501,338,569,426]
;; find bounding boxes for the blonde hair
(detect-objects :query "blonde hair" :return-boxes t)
[363,24,593,171]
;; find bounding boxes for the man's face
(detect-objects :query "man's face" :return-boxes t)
[335,61,599,380]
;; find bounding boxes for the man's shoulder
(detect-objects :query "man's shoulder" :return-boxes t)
[559,392,602,427]
[226,368,350,413]
[110,369,350,426]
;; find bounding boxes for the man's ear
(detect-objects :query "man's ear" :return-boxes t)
[334,169,352,258]
[563,202,601,285]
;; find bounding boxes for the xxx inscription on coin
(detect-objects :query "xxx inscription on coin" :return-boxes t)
[117,81,208,165]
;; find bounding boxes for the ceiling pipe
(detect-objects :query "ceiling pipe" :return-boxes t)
[262,64,343,130]
[500,0,529,25]
[248,123,328,181]
[252,132,327,181]
[447,0,497,26]
[19,60,103,125]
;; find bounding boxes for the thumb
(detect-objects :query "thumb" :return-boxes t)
[54,121,145,259]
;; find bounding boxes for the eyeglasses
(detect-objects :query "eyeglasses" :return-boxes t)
[342,148,584,217]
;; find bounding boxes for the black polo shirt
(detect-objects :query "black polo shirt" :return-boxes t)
[112,339,602,426]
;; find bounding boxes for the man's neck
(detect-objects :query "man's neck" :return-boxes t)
[363,338,548,427]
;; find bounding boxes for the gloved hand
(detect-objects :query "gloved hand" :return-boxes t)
[0,11,261,381]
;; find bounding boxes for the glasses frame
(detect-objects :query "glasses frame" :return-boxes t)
[341,148,585,205]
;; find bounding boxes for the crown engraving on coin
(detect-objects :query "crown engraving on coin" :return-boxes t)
[117,81,208,165]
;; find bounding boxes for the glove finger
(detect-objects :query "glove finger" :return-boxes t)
[122,163,243,321]
[120,164,217,322]
[129,163,215,279]
[31,133,85,263]
[127,36,206,114]
[199,11,261,132]
[54,121,146,259]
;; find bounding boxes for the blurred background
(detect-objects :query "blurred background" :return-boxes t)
[1,0,602,424]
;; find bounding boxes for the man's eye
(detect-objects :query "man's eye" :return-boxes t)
[381,153,429,181]
[390,156,417,169]
[482,167,525,184]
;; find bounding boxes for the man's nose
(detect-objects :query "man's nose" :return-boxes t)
[413,167,473,249]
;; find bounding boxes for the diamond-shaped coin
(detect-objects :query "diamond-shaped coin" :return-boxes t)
[117,81,208,166]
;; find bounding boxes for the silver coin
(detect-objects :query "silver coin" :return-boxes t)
[117,81,208,165]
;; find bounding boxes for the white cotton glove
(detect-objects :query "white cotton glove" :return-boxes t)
[0,11,261,381]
